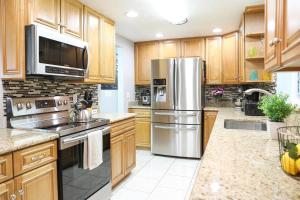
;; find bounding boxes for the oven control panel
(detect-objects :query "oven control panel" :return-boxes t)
[7,96,71,117]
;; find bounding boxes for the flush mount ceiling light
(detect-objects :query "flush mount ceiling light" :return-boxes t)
[126,10,138,18]
[155,32,164,38]
[212,27,222,33]
[151,0,188,25]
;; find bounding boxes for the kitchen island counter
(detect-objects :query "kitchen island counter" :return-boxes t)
[190,108,300,200]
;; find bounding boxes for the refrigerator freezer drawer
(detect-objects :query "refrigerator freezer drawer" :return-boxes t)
[151,110,202,124]
[151,123,201,158]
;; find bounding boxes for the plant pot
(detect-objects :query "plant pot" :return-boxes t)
[267,120,286,140]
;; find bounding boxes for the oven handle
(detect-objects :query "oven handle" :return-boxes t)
[62,127,110,144]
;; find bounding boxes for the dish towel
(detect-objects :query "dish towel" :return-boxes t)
[83,129,103,170]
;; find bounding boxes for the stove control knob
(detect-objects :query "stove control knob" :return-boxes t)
[17,103,23,110]
[63,100,68,105]
[26,102,32,109]
[57,100,62,106]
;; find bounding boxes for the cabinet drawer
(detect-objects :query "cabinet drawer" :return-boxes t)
[128,108,150,118]
[13,141,57,176]
[0,154,13,184]
[111,118,135,138]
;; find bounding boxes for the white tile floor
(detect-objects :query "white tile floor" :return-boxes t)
[111,150,201,200]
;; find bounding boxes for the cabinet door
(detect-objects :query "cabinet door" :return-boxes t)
[135,42,159,85]
[181,38,205,59]
[205,37,222,84]
[124,130,136,175]
[222,32,239,84]
[204,111,217,150]
[280,0,300,68]
[0,0,26,80]
[100,18,116,84]
[61,0,84,39]
[0,154,13,184]
[264,0,281,70]
[135,118,151,148]
[27,0,60,31]
[84,7,102,83]
[14,162,58,200]
[0,180,14,200]
[159,40,180,59]
[111,134,124,187]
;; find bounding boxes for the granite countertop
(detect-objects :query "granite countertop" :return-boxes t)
[190,108,300,200]
[93,112,137,123]
[0,129,58,155]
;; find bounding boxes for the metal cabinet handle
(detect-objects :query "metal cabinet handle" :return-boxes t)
[18,189,24,196]
[10,194,16,200]
[31,153,47,162]
[269,37,282,47]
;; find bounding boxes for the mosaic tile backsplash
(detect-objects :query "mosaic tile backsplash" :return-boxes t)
[2,78,98,115]
[135,82,276,107]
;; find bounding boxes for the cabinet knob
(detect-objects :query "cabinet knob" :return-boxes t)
[10,194,16,200]
[269,37,282,47]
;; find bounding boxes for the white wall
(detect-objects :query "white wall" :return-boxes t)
[116,34,135,112]
[276,72,300,107]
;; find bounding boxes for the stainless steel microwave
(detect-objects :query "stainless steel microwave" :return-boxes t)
[25,24,88,79]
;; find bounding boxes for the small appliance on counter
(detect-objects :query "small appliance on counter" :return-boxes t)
[141,90,151,106]
[243,88,272,116]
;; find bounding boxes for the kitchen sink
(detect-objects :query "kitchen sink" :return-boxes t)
[224,119,267,131]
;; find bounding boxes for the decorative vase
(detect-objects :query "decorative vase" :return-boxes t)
[213,96,223,107]
[267,120,286,140]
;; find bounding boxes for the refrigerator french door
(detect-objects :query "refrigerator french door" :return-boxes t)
[151,57,205,158]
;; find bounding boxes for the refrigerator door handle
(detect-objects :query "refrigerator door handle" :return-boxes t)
[154,125,177,130]
[154,125,197,131]
[174,59,178,109]
[154,112,197,117]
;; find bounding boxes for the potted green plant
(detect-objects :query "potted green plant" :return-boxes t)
[258,93,296,139]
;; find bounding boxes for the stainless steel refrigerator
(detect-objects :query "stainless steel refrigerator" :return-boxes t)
[151,57,205,158]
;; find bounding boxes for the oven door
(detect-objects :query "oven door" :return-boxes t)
[58,126,111,200]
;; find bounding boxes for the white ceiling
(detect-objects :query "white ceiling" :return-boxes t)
[83,0,263,42]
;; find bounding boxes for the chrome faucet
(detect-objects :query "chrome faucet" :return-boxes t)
[244,88,272,96]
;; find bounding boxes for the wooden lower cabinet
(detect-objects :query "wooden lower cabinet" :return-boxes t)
[124,130,136,175]
[0,180,14,200]
[128,108,151,148]
[110,118,136,187]
[14,162,58,200]
[111,134,125,186]
[204,111,218,151]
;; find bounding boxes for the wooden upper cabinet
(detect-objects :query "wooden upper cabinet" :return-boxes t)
[0,0,27,80]
[84,7,101,83]
[280,0,300,69]
[265,0,280,70]
[100,18,116,84]
[14,162,58,200]
[159,40,180,59]
[239,22,245,82]
[0,180,14,200]
[27,0,60,31]
[205,37,222,84]
[180,38,205,59]
[135,42,159,85]
[60,0,84,39]
[222,32,239,84]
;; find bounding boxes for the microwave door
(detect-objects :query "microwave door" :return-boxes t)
[175,57,203,111]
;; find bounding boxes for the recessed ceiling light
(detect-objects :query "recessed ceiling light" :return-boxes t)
[126,10,138,18]
[155,33,164,38]
[212,27,222,33]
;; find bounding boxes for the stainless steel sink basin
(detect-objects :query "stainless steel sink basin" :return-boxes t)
[224,119,267,131]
